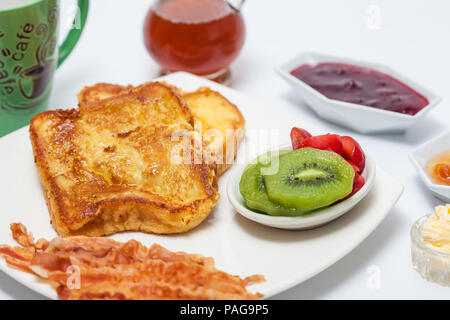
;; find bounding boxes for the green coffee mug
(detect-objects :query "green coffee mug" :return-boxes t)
[0,0,89,137]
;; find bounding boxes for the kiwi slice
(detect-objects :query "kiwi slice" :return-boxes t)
[263,148,354,211]
[239,161,307,216]
[240,149,291,195]
[242,150,291,176]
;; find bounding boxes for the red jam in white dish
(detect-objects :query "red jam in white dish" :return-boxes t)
[291,62,429,116]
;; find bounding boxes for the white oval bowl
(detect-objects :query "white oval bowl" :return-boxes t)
[227,146,376,230]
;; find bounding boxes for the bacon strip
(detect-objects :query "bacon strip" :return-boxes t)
[0,223,264,300]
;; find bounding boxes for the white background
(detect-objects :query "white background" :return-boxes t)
[0,0,449,299]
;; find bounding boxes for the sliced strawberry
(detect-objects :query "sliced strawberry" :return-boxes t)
[338,173,365,203]
[348,160,365,197]
[341,136,366,173]
[300,134,343,155]
[351,173,365,196]
[290,127,312,150]
[346,160,360,174]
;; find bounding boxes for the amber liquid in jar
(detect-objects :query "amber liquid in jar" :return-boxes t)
[144,0,245,82]
[426,150,450,186]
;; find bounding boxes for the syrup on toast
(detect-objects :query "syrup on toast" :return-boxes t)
[30,82,219,237]
[78,83,245,175]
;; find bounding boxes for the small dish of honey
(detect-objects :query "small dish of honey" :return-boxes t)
[426,150,450,186]
[410,131,450,202]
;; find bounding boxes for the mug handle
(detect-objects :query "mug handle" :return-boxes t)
[57,0,89,67]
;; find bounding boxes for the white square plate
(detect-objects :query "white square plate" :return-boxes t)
[0,72,403,299]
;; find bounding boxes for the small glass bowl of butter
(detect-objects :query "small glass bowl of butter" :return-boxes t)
[411,204,450,286]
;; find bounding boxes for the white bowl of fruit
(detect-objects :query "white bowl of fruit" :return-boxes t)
[227,127,376,230]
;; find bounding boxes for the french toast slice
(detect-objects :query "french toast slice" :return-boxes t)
[78,84,245,175]
[77,83,134,107]
[183,87,245,175]
[30,82,219,237]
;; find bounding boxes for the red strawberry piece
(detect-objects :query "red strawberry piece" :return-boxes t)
[347,160,366,198]
[351,173,365,196]
[300,134,343,155]
[290,127,312,150]
[346,160,360,174]
[341,136,366,173]
[337,173,365,203]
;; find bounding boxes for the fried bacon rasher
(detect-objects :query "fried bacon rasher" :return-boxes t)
[0,223,264,300]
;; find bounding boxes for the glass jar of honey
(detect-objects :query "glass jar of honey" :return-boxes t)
[143,0,245,83]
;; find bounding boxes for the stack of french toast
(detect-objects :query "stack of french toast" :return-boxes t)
[30,82,245,237]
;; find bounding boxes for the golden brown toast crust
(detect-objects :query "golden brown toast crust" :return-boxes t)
[30,82,219,237]
[77,83,134,109]
[77,83,245,175]
[183,87,245,175]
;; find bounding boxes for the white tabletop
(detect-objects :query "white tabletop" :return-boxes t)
[1,0,449,299]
